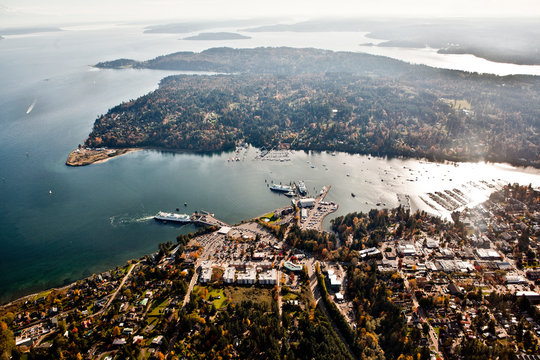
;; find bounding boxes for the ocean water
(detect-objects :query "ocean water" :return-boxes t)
[1,24,539,303]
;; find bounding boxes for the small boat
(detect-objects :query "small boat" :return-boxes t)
[346,173,350,177]
[184,202,187,206]
[285,191,295,197]
[49,190,52,195]
[351,193,356,197]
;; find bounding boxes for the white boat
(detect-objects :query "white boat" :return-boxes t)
[154,211,191,223]
[270,184,293,192]
[296,180,307,195]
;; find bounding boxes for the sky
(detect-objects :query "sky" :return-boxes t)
[1,0,540,27]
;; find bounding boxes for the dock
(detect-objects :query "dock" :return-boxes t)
[191,211,229,228]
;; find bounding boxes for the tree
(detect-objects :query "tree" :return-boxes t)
[0,322,15,360]
[112,326,121,338]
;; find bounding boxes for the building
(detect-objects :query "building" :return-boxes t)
[475,249,502,260]
[237,267,257,285]
[327,269,342,291]
[297,198,316,208]
[258,269,278,285]
[358,247,381,259]
[505,274,528,285]
[199,263,213,283]
[223,267,236,284]
[218,226,232,235]
[397,244,416,256]
[253,252,266,260]
[283,261,303,272]
[516,291,540,304]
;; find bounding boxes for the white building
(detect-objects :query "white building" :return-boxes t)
[327,269,342,290]
[223,267,236,284]
[199,262,213,283]
[358,247,381,259]
[218,226,232,235]
[397,244,416,256]
[297,198,316,208]
[475,249,502,260]
[237,266,257,285]
[253,252,266,260]
[258,269,278,285]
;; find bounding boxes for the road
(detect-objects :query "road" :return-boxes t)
[91,261,140,318]
[401,271,440,356]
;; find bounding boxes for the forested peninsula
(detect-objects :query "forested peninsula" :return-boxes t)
[80,47,540,167]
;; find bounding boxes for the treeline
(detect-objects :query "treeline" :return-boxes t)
[286,224,337,257]
[175,293,353,359]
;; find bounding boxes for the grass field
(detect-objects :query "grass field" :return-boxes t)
[224,286,273,309]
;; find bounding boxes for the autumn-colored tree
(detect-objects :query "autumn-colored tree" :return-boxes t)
[112,326,121,338]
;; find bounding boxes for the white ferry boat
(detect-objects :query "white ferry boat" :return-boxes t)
[154,211,191,223]
[270,183,293,192]
[296,180,307,195]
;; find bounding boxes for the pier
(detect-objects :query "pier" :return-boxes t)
[191,211,229,228]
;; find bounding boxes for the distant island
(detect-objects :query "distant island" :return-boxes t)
[182,32,251,40]
[242,18,540,66]
[143,19,279,34]
[0,26,62,36]
[79,47,540,168]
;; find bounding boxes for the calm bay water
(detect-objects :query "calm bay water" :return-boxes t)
[1,24,540,303]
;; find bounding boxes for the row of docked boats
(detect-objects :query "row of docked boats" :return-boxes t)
[269,180,308,197]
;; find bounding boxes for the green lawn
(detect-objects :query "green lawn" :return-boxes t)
[208,288,228,309]
[148,298,169,317]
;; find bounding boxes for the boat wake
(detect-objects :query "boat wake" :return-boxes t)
[109,214,154,227]
[26,99,36,114]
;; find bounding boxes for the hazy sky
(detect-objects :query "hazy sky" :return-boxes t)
[1,0,540,27]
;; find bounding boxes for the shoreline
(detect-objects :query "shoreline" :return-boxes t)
[69,144,540,171]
